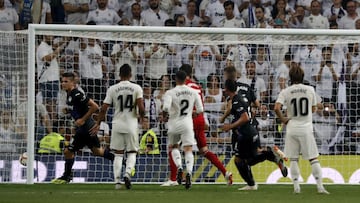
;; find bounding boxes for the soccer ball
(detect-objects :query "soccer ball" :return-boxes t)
[19,152,27,166]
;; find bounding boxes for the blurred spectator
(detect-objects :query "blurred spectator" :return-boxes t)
[59,37,81,72]
[184,0,202,27]
[313,102,339,154]
[270,53,291,103]
[92,113,110,149]
[139,116,160,154]
[36,35,67,120]
[90,0,122,17]
[0,109,18,153]
[314,46,340,103]
[337,0,359,29]
[253,45,272,93]
[293,44,322,87]
[63,0,89,25]
[142,0,169,26]
[189,44,222,84]
[199,0,209,19]
[111,41,139,81]
[153,74,172,101]
[205,73,224,103]
[143,82,162,129]
[351,118,360,153]
[254,6,273,28]
[241,0,271,28]
[122,2,145,26]
[255,104,275,146]
[237,60,267,102]
[323,0,346,24]
[123,0,148,20]
[347,42,360,66]
[297,0,312,15]
[349,58,360,121]
[144,43,169,86]
[78,38,106,104]
[0,0,20,31]
[50,0,65,24]
[303,0,329,29]
[171,0,188,19]
[271,0,291,27]
[221,0,246,28]
[225,44,250,76]
[86,0,121,25]
[289,5,306,28]
[203,0,240,27]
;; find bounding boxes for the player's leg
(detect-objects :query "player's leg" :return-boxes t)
[161,144,178,186]
[109,131,125,189]
[301,130,329,194]
[194,116,232,185]
[235,133,257,190]
[123,131,139,190]
[182,128,196,189]
[284,130,301,193]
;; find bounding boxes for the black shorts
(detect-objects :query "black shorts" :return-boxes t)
[69,118,101,152]
[233,130,259,159]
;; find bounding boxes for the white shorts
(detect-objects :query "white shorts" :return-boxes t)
[168,126,196,147]
[110,127,139,152]
[284,127,319,160]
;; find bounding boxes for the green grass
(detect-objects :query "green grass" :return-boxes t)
[0,184,358,203]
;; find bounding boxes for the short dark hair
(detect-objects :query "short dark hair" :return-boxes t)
[225,79,237,92]
[120,64,132,78]
[224,65,237,81]
[289,65,304,84]
[179,64,192,76]
[175,70,187,83]
[223,0,234,9]
[62,72,75,80]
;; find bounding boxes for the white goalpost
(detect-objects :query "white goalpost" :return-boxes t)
[1,24,360,184]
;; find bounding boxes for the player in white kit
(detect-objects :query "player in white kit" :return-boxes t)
[162,70,203,189]
[274,65,329,194]
[93,64,145,190]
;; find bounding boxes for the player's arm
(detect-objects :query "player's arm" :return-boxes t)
[90,102,110,136]
[274,102,289,125]
[76,98,99,127]
[222,111,250,132]
[194,92,204,115]
[136,97,145,119]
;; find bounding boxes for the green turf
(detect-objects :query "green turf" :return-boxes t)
[0,184,358,203]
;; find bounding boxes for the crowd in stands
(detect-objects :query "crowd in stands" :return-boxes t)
[1,0,360,155]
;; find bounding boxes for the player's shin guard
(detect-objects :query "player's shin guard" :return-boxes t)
[290,159,300,191]
[171,148,182,169]
[204,150,227,176]
[235,158,255,186]
[125,152,136,176]
[64,158,74,177]
[113,154,124,184]
[103,148,114,161]
[184,151,194,174]
[310,159,323,188]
[169,151,177,181]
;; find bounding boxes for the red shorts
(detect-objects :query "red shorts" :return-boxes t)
[193,114,207,149]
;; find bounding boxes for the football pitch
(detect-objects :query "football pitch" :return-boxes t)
[0,184,358,203]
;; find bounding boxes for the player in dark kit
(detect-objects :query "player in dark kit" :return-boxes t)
[221,79,287,190]
[52,72,114,184]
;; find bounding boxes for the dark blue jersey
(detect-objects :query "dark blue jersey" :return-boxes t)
[66,88,90,120]
[236,81,257,106]
[230,94,258,137]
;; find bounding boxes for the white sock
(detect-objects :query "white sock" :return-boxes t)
[171,148,182,169]
[290,160,300,190]
[125,152,137,176]
[113,154,123,183]
[310,159,323,189]
[184,151,194,174]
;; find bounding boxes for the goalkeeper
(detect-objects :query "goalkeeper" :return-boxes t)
[51,72,114,184]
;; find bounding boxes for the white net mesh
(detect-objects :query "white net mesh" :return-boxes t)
[1,25,360,184]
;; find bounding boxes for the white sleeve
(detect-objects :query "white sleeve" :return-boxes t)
[194,92,204,114]
[162,91,172,112]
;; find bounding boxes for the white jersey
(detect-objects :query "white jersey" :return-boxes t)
[103,81,143,133]
[86,8,121,25]
[162,85,203,130]
[276,84,317,128]
[36,41,60,83]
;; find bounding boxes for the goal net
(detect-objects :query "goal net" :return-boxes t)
[1,25,360,184]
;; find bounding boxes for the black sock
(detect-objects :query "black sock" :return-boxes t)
[235,159,255,186]
[103,148,114,161]
[64,158,74,177]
